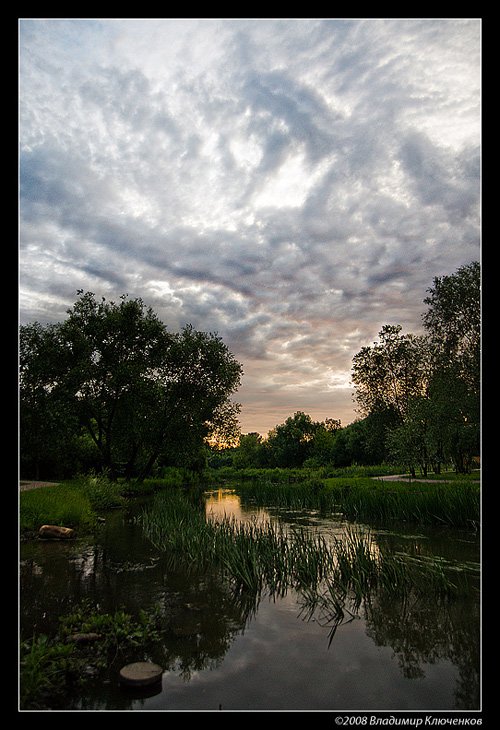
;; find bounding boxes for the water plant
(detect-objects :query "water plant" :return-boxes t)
[20,635,74,709]
[20,602,166,710]
[139,490,477,606]
[322,478,480,529]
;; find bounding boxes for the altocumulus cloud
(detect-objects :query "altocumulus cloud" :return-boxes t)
[19,18,480,434]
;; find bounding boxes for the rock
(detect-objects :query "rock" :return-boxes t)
[119,661,163,688]
[39,524,76,539]
[67,632,102,644]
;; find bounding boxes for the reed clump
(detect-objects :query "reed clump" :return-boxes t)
[139,490,476,605]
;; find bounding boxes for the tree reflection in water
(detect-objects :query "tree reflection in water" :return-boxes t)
[20,493,480,710]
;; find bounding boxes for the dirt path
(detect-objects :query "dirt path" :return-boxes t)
[19,481,60,492]
[375,474,480,483]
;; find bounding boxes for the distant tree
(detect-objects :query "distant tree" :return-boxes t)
[265,411,319,468]
[304,426,336,467]
[232,432,265,469]
[19,292,243,480]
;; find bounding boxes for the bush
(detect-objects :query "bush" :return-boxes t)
[76,471,124,510]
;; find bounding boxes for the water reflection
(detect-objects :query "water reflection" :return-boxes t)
[19,489,480,710]
[205,488,270,526]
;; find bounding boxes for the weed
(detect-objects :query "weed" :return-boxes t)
[20,635,74,709]
[20,602,166,709]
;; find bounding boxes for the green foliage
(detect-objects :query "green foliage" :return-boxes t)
[20,291,242,481]
[423,261,480,393]
[352,324,430,423]
[322,477,480,529]
[59,601,164,655]
[231,432,265,469]
[20,635,74,709]
[351,263,480,474]
[19,472,134,532]
[264,411,319,467]
[76,471,125,510]
[20,602,165,709]
[212,473,479,528]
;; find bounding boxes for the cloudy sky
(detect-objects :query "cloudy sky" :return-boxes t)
[19,18,481,435]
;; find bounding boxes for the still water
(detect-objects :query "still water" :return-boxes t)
[19,489,480,711]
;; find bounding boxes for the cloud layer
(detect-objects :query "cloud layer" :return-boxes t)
[19,18,481,433]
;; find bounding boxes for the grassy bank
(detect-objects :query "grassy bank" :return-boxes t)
[205,464,407,485]
[20,482,97,532]
[20,466,480,533]
[230,475,480,529]
[322,477,480,529]
[19,468,203,533]
[19,473,127,532]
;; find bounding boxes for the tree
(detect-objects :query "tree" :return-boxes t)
[422,261,480,394]
[425,366,479,473]
[232,432,265,469]
[386,397,434,477]
[265,411,319,468]
[19,292,243,480]
[421,262,480,473]
[351,324,430,424]
[19,322,81,479]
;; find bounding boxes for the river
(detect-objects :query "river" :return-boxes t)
[19,488,480,711]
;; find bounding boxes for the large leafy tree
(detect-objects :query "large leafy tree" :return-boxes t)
[351,324,430,424]
[421,262,480,472]
[350,262,480,472]
[265,411,320,468]
[19,322,81,479]
[422,261,480,393]
[19,291,243,480]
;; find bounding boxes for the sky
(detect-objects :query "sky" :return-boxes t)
[19,18,481,435]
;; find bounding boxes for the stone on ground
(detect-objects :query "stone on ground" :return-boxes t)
[119,662,163,687]
[39,524,76,539]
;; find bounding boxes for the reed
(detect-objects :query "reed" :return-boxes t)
[139,490,334,593]
[228,472,480,528]
[322,478,479,528]
[139,490,476,609]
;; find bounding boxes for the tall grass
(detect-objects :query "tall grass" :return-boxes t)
[20,483,96,531]
[322,478,480,529]
[139,490,476,604]
[20,473,124,532]
[233,477,479,528]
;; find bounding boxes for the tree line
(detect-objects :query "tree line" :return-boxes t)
[19,261,479,480]
[212,261,480,475]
